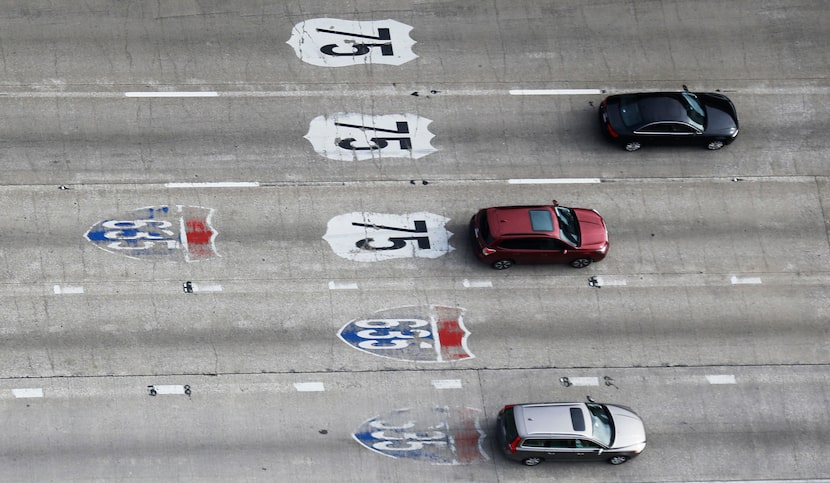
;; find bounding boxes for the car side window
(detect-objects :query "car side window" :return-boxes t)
[637,123,671,133]
[499,238,569,251]
[575,439,601,449]
[521,439,547,448]
[546,439,578,449]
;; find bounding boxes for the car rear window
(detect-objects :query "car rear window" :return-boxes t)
[478,211,494,243]
[528,210,554,232]
[501,407,519,442]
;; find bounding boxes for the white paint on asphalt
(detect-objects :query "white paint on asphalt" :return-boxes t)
[706,375,737,385]
[13,388,44,398]
[731,276,762,285]
[462,279,493,288]
[568,377,600,386]
[190,283,223,293]
[329,281,359,290]
[53,285,84,294]
[150,385,190,395]
[431,379,463,389]
[508,178,602,184]
[595,277,627,286]
[509,89,604,95]
[294,382,325,392]
[125,91,219,97]
[165,182,260,188]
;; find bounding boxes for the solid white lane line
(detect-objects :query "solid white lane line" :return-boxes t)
[294,382,325,392]
[13,388,44,398]
[508,178,602,184]
[125,91,219,97]
[509,89,604,95]
[329,281,359,290]
[432,379,463,389]
[706,375,737,385]
[53,285,84,294]
[462,279,493,288]
[165,182,260,188]
[731,276,762,285]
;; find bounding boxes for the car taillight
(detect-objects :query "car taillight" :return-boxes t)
[482,247,496,256]
[605,122,619,138]
[508,436,521,454]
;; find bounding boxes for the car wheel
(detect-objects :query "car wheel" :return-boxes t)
[522,457,543,466]
[491,259,513,270]
[608,455,629,465]
[707,140,725,150]
[624,141,641,152]
[570,258,592,268]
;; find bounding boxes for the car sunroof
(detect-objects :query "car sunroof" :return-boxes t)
[529,210,554,232]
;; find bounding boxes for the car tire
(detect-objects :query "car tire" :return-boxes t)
[608,455,629,465]
[522,457,543,466]
[570,258,592,268]
[706,140,725,150]
[491,259,513,270]
[624,141,641,152]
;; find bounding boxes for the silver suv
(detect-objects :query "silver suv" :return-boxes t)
[497,400,646,466]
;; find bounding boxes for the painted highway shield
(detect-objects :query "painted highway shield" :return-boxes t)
[84,205,219,262]
[338,305,473,362]
[353,406,488,465]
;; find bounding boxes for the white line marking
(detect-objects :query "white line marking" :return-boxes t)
[508,178,602,184]
[568,377,600,386]
[706,375,737,385]
[329,281,359,290]
[509,89,604,96]
[53,285,84,294]
[294,382,325,392]
[13,388,44,398]
[151,385,189,395]
[462,279,493,288]
[731,276,762,285]
[432,379,463,389]
[595,277,627,286]
[165,182,260,188]
[191,283,223,293]
[125,91,219,98]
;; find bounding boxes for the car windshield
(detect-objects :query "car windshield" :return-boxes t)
[554,206,580,247]
[680,92,706,129]
[586,403,613,447]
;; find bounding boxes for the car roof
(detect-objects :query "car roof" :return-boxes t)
[514,402,592,438]
[486,206,558,238]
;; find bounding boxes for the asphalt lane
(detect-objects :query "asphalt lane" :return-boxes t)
[0,1,828,481]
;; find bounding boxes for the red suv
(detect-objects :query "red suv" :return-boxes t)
[469,202,609,269]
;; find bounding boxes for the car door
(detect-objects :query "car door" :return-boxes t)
[542,438,604,462]
[496,238,548,264]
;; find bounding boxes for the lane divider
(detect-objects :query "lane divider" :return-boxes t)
[53,285,84,294]
[12,388,44,398]
[294,382,325,392]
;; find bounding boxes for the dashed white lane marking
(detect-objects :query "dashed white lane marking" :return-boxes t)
[53,285,84,294]
[706,375,737,385]
[432,379,463,389]
[165,181,260,188]
[190,283,223,293]
[13,388,44,398]
[150,385,190,395]
[125,91,219,98]
[731,276,762,285]
[462,279,493,288]
[508,178,602,184]
[509,89,604,95]
[595,277,627,286]
[294,382,325,392]
[568,377,600,386]
[329,281,359,290]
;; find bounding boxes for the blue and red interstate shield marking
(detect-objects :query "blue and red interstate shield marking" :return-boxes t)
[84,205,219,262]
[352,406,489,465]
[338,305,474,362]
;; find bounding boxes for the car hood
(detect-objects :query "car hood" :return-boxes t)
[700,93,739,135]
[607,405,647,449]
[573,208,608,249]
